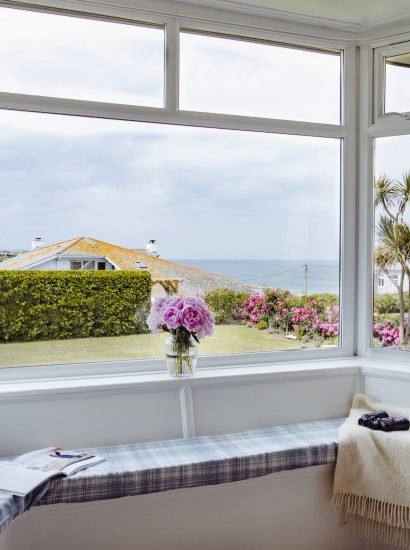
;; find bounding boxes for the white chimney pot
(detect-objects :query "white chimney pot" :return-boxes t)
[145,239,159,257]
[32,237,45,250]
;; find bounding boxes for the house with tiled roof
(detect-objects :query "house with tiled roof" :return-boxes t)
[0,237,250,296]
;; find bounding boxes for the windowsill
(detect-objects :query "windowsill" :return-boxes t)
[0,351,409,404]
[0,357,362,403]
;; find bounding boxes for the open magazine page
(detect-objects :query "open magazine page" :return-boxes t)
[0,448,105,496]
[13,447,102,473]
[0,462,61,497]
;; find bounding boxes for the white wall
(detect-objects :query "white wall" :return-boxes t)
[27,258,111,271]
[362,368,410,407]
[3,362,410,457]
[27,258,60,270]
[374,269,408,296]
[0,365,360,457]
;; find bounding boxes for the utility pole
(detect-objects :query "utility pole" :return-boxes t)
[304,264,308,295]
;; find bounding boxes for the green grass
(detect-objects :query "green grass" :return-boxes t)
[0,325,300,368]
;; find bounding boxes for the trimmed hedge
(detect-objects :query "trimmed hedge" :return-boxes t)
[205,288,250,324]
[0,270,151,343]
[374,293,400,314]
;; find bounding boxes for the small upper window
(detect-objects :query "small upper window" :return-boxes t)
[82,261,95,270]
[0,7,164,106]
[180,32,341,124]
[385,53,410,114]
[70,261,82,270]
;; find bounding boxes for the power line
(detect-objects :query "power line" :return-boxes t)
[238,264,306,282]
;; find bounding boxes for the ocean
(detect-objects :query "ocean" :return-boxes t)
[174,259,340,295]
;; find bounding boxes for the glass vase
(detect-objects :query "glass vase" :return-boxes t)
[165,333,198,377]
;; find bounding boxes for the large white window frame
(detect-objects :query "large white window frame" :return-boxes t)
[0,1,358,381]
[357,35,410,362]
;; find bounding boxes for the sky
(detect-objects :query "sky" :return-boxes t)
[375,135,410,228]
[0,7,343,261]
[375,135,410,179]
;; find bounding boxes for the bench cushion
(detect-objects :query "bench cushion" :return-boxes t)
[0,417,343,535]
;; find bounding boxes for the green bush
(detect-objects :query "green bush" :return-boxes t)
[374,313,401,325]
[374,294,400,314]
[0,270,151,343]
[256,320,268,330]
[205,288,249,324]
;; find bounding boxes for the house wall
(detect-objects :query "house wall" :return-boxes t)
[27,258,61,270]
[374,269,409,296]
[26,258,112,271]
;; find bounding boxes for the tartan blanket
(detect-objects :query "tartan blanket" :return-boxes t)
[0,417,343,535]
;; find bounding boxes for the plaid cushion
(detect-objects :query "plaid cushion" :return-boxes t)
[0,417,343,535]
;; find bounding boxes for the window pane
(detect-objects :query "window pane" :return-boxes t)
[373,135,410,351]
[0,7,164,106]
[0,110,340,369]
[385,53,410,114]
[180,32,341,124]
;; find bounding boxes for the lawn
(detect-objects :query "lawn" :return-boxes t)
[0,325,300,369]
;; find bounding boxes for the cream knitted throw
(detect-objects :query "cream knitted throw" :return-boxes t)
[333,394,410,547]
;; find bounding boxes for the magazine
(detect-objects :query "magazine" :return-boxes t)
[0,447,105,497]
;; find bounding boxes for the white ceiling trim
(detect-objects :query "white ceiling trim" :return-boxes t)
[181,0,410,33]
[360,10,410,32]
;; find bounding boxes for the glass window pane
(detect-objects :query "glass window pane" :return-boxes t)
[0,110,340,369]
[180,32,341,124]
[385,53,410,114]
[0,7,164,106]
[373,135,410,351]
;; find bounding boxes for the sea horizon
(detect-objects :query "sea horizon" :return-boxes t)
[172,258,340,295]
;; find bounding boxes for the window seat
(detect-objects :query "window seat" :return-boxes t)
[0,417,343,536]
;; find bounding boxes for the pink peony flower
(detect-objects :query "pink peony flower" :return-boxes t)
[147,296,214,340]
[181,304,204,332]
[163,306,182,330]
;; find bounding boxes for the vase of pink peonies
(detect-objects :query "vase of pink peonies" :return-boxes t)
[147,296,215,377]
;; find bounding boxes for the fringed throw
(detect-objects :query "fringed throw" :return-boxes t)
[333,394,410,548]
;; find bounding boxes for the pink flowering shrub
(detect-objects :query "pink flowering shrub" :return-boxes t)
[241,293,270,325]
[147,296,214,340]
[318,305,340,338]
[373,318,407,347]
[242,292,339,341]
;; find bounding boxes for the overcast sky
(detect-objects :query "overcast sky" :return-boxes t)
[0,7,344,260]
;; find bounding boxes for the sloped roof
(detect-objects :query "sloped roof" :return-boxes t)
[0,237,251,295]
[0,237,82,271]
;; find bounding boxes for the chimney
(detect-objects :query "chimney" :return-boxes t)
[32,237,45,250]
[145,239,159,257]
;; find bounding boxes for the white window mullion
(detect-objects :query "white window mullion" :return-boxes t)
[357,45,376,357]
[339,45,358,355]
[165,19,180,113]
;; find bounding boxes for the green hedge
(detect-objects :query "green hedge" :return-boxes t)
[374,293,401,314]
[374,313,401,325]
[205,288,249,324]
[0,270,151,343]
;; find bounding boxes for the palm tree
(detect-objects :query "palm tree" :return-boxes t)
[374,173,410,345]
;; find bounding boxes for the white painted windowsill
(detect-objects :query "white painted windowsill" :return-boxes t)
[0,355,408,404]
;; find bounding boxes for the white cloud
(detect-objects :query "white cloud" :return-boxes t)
[0,112,340,260]
[0,10,341,261]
